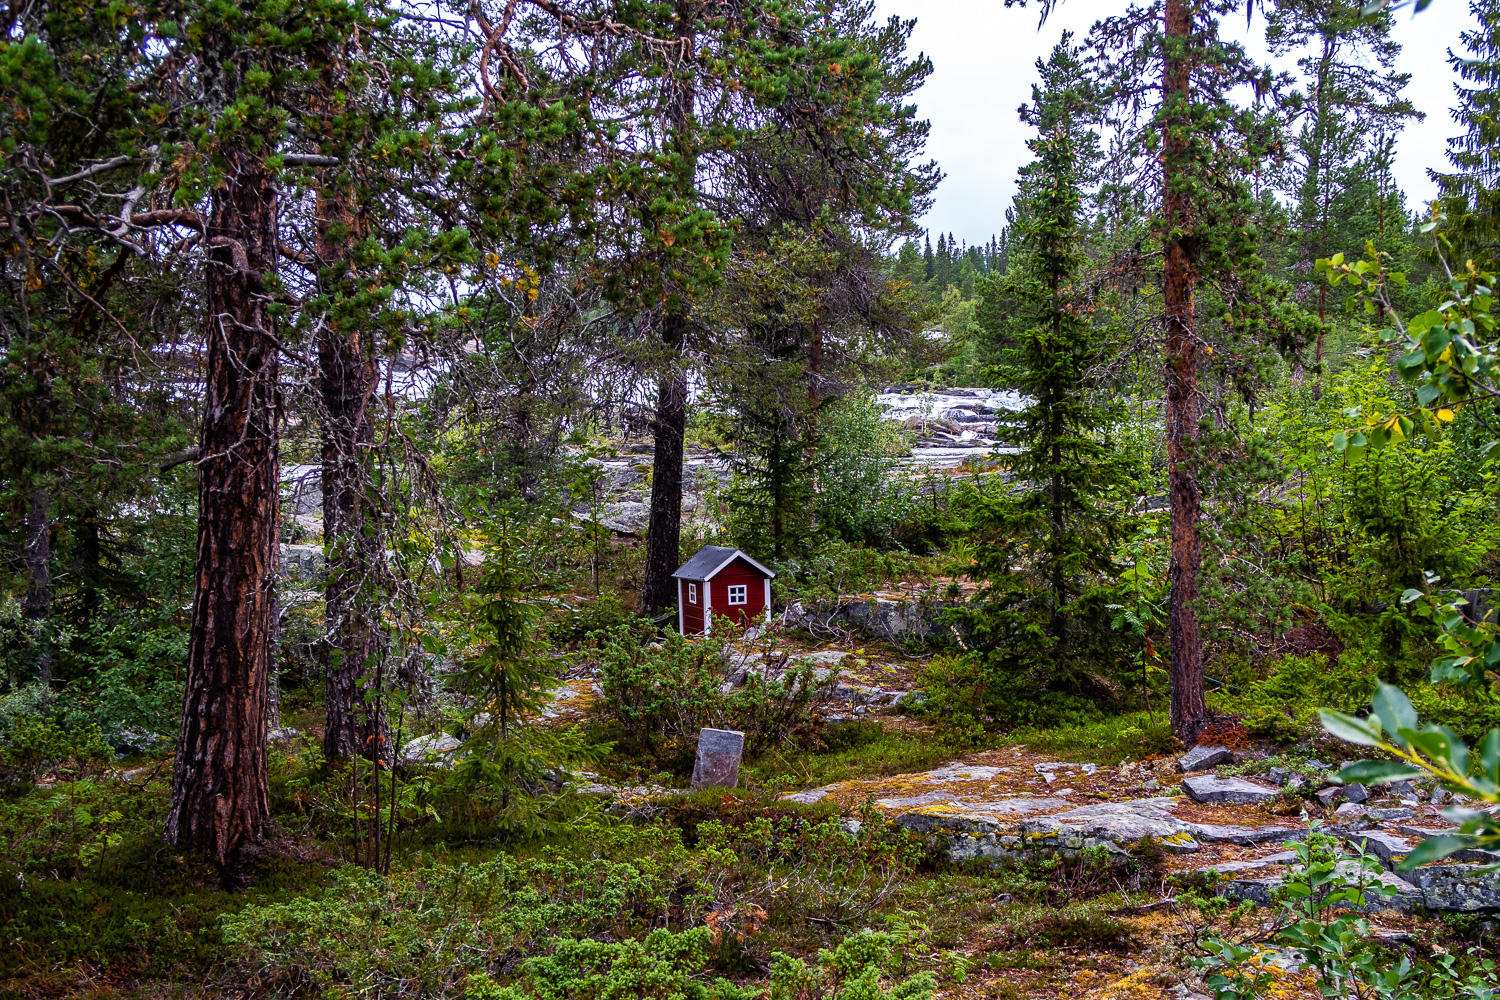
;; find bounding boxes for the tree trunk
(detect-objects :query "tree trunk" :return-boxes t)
[640,310,689,614]
[22,486,51,685]
[165,145,279,880]
[1162,0,1209,742]
[639,3,698,617]
[317,179,387,763]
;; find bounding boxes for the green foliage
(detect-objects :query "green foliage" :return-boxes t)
[0,716,110,785]
[547,595,645,649]
[1211,653,1377,742]
[52,608,187,740]
[223,849,704,997]
[223,821,936,1000]
[1194,833,1500,999]
[1432,0,1500,267]
[592,627,832,762]
[767,927,936,1000]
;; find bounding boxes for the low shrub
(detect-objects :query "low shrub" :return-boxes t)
[224,827,937,1000]
[0,716,111,786]
[1209,652,1378,743]
[592,627,833,763]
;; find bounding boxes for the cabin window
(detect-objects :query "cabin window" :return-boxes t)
[727,584,747,605]
[688,583,697,604]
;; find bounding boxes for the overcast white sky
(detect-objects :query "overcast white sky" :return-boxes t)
[872,0,1469,247]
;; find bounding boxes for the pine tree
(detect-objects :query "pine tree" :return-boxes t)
[1081,0,1291,738]
[924,233,936,280]
[1432,0,1500,264]
[1268,0,1419,392]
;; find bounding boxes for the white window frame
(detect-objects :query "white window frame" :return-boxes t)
[688,582,697,604]
[727,584,748,606]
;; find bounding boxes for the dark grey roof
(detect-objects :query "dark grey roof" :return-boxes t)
[672,545,775,580]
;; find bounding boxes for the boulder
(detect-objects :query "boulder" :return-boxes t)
[597,501,651,536]
[1315,786,1343,808]
[895,798,1071,836]
[1366,807,1416,823]
[1396,864,1500,911]
[1020,797,1195,844]
[1180,745,1235,772]
[399,733,463,766]
[1343,782,1369,804]
[1222,860,1423,913]
[1183,775,1280,805]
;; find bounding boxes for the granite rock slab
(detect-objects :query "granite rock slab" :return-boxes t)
[1180,745,1235,772]
[1183,775,1280,805]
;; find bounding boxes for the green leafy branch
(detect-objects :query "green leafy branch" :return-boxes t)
[1318,240,1500,459]
[1319,682,1499,869]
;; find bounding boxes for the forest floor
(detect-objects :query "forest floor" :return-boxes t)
[1,623,1494,1000]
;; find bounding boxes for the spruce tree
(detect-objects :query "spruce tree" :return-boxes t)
[971,37,1128,646]
[1432,0,1500,264]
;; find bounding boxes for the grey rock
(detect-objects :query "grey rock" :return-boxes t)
[1335,803,1368,820]
[922,764,1008,782]
[1305,759,1329,771]
[892,798,1071,836]
[1347,830,1412,863]
[280,543,328,583]
[1268,767,1290,786]
[1180,745,1235,772]
[1367,807,1416,823]
[691,728,744,789]
[840,818,863,837]
[1396,864,1500,911]
[1205,860,1276,875]
[266,727,302,742]
[1344,783,1369,804]
[1143,779,1160,791]
[825,596,957,643]
[1430,788,1449,807]
[1223,860,1422,913]
[780,788,831,805]
[106,727,170,755]
[1021,797,1198,849]
[1183,775,1280,805]
[1385,779,1416,797]
[1316,786,1344,808]
[1191,823,1304,846]
[876,791,956,809]
[1260,851,1301,864]
[597,501,651,536]
[399,733,463,766]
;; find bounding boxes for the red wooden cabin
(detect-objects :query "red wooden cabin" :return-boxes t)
[673,545,775,636]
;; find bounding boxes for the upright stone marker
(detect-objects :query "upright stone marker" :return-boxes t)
[691,728,745,789]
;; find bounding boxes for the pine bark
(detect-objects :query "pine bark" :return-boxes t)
[316,178,387,763]
[22,486,51,685]
[165,145,279,877]
[639,4,698,616]
[641,311,689,614]
[1162,0,1209,741]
